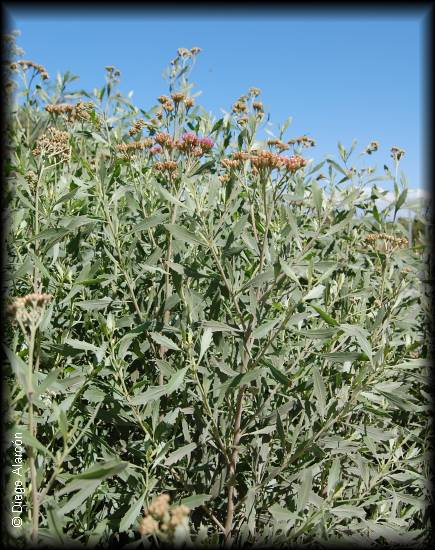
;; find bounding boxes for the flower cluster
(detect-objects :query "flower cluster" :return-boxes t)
[267,139,289,151]
[155,132,176,149]
[105,65,121,82]
[129,118,146,136]
[279,154,308,172]
[149,132,214,158]
[149,144,163,155]
[390,146,405,161]
[177,132,214,156]
[364,232,408,250]
[138,494,190,542]
[155,160,178,173]
[249,86,261,97]
[365,140,379,155]
[288,135,316,148]
[32,127,71,162]
[7,293,52,329]
[171,92,185,103]
[45,101,95,123]
[25,170,38,187]
[116,138,154,159]
[232,100,247,114]
[17,59,49,79]
[177,47,202,58]
[221,150,307,175]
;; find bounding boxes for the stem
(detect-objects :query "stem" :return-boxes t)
[223,333,252,546]
[159,202,178,384]
[26,327,39,543]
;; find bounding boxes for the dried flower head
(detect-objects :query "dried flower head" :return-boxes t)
[219,174,231,184]
[45,101,95,123]
[267,139,289,151]
[149,144,163,155]
[155,160,178,173]
[365,140,379,154]
[7,293,52,329]
[162,100,174,112]
[158,95,171,104]
[288,135,316,148]
[364,232,408,250]
[252,101,263,112]
[129,118,146,136]
[168,505,190,528]
[232,151,250,161]
[198,136,214,150]
[177,47,191,58]
[32,127,71,162]
[147,494,170,519]
[138,515,159,536]
[154,133,175,150]
[249,86,261,97]
[116,139,153,159]
[391,146,405,161]
[232,101,247,114]
[138,494,190,541]
[183,97,195,109]
[17,59,49,79]
[105,65,121,78]
[25,170,38,187]
[171,92,185,103]
[190,47,202,55]
[280,154,308,173]
[221,158,241,170]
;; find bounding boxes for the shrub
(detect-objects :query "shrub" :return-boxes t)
[3,33,430,547]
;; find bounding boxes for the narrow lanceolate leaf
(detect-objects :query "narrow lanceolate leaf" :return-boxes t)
[131,213,167,233]
[268,503,295,522]
[164,224,204,245]
[201,320,242,333]
[199,328,213,362]
[331,505,366,519]
[252,319,279,339]
[59,479,101,515]
[119,492,146,532]
[327,458,341,496]
[312,367,327,417]
[164,442,197,466]
[152,180,186,208]
[280,261,301,287]
[311,180,323,216]
[297,468,313,512]
[267,364,292,386]
[64,338,101,353]
[75,297,112,311]
[20,429,55,458]
[303,285,325,301]
[227,369,263,392]
[180,494,211,509]
[244,268,275,289]
[339,324,372,361]
[69,459,128,480]
[149,332,180,351]
[309,304,339,326]
[322,352,369,362]
[131,367,188,405]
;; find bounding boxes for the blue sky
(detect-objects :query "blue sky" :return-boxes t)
[6,8,429,190]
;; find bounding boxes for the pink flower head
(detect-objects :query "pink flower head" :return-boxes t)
[199,136,214,150]
[149,145,162,155]
[181,132,198,145]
